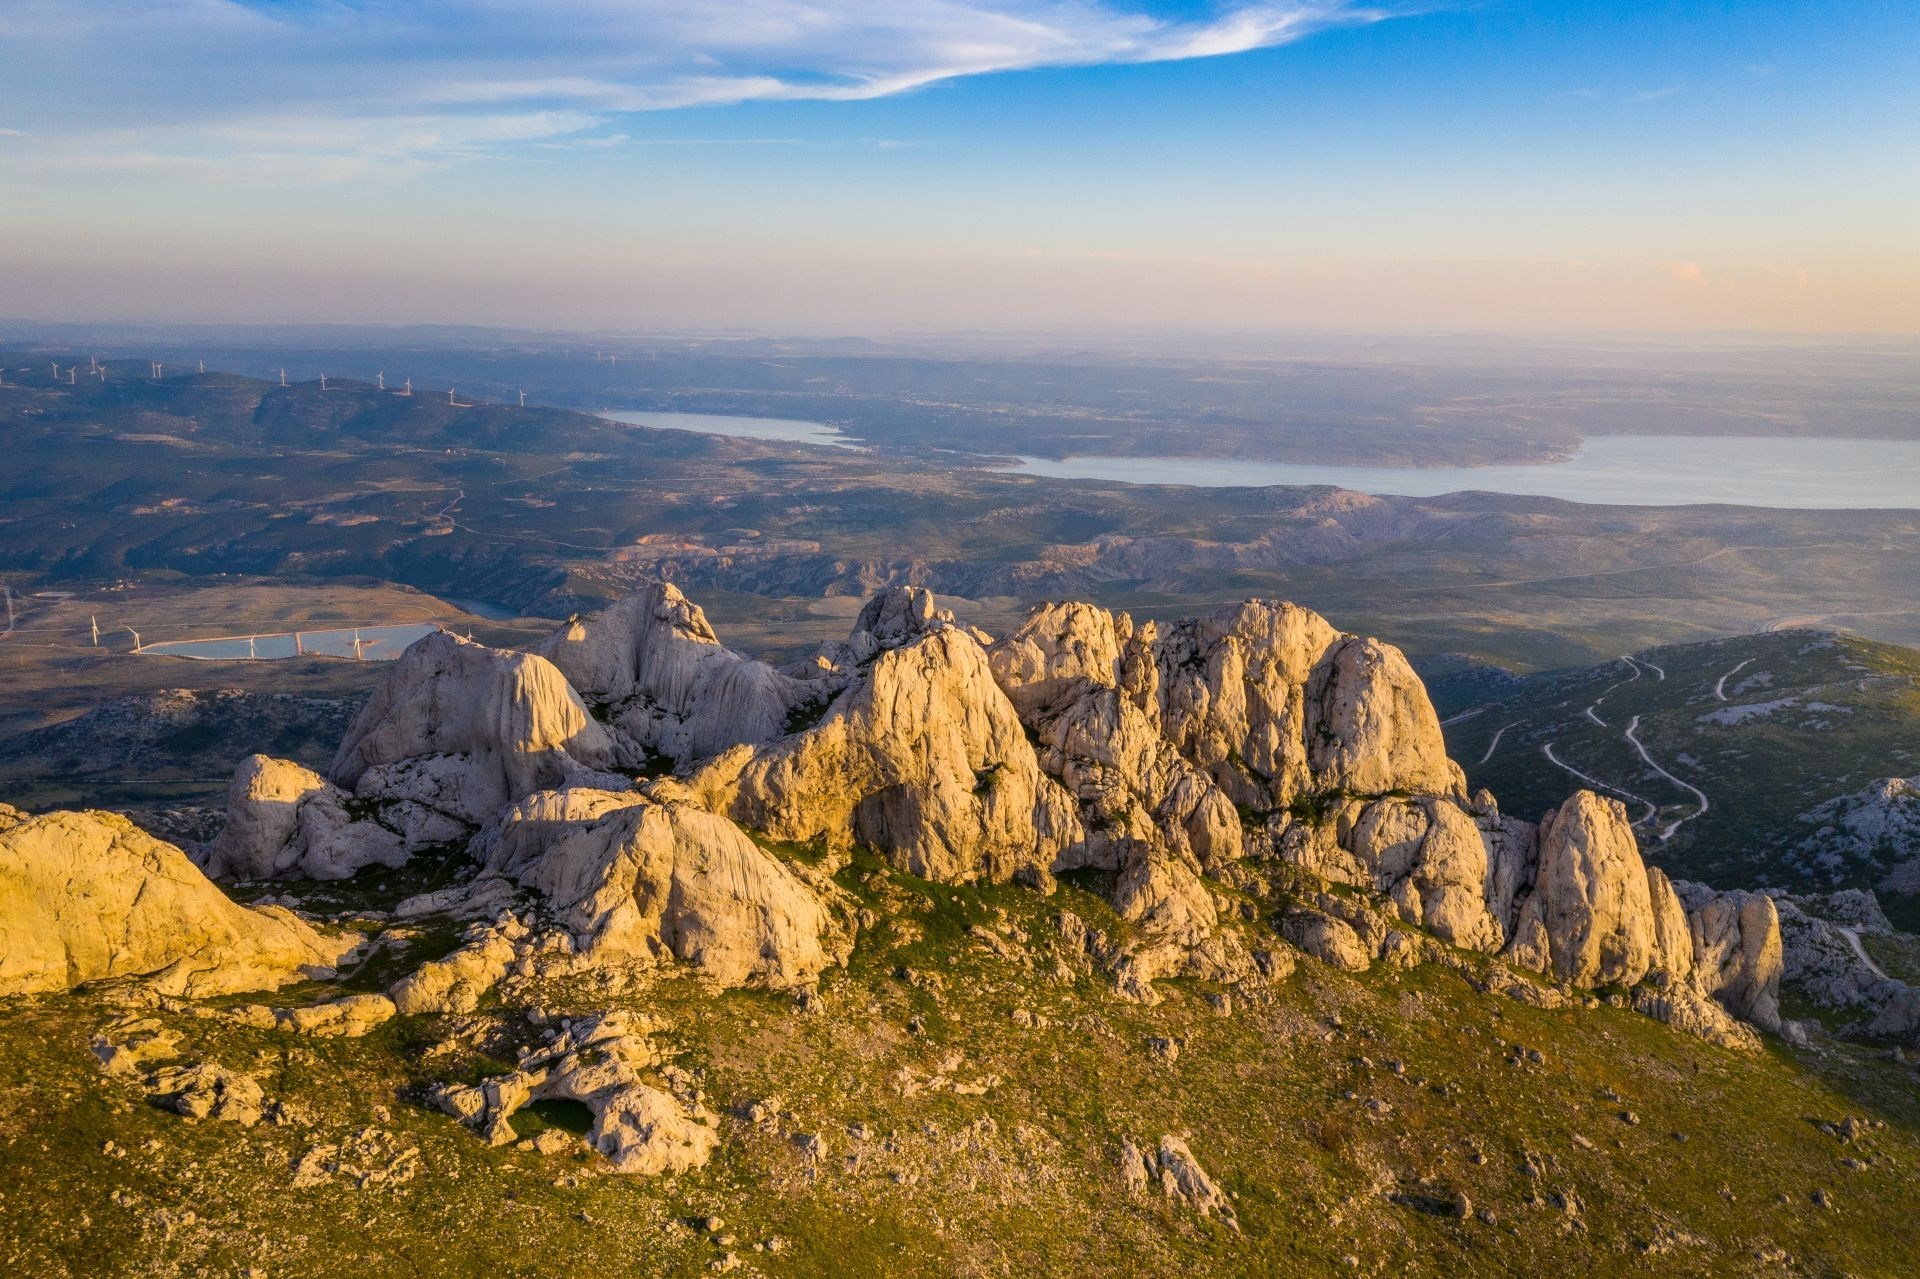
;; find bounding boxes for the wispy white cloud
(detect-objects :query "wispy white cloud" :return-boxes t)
[0,1,1392,180]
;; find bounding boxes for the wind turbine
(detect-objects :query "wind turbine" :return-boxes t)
[351,627,366,660]
[518,388,526,408]
[67,368,77,385]
[402,378,412,397]
[90,615,99,647]
[448,387,457,405]
[377,372,385,391]
[248,634,257,659]
[319,373,328,391]
[197,359,205,374]
[124,625,143,653]
[280,368,288,387]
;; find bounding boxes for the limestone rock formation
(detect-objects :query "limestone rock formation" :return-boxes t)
[387,915,530,1016]
[331,630,624,825]
[144,1062,267,1126]
[1281,904,1374,973]
[200,754,408,882]
[989,602,1241,876]
[1154,1135,1239,1231]
[273,993,398,1038]
[477,789,848,988]
[1344,797,1502,952]
[1505,792,1660,989]
[432,1010,716,1175]
[684,626,1080,883]
[533,582,809,765]
[1153,601,1463,811]
[1674,883,1784,1031]
[0,809,356,998]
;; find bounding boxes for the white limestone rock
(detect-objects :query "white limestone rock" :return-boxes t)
[685,627,1081,884]
[272,993,398,1038]
[433,1010,716,1175]
[990,602,1242,876]
[1504,791,1658,989]
[534,583,810,765]
[330,630,621,819]
[1344,796,1503,952]
[483,791,848,988]
[1155,1135,1240,1231]
[387,915,530,1016]
[1153,601,1463,811]
[200,755,407,882]
[0,809,356,998]
[1675,883,1784,1032]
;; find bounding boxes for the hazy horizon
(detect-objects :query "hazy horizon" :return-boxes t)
[3,1,1916,335]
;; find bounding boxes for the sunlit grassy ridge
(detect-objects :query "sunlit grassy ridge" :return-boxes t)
[3,846,1916,1277]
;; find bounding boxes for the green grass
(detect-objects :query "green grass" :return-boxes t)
[6,853,1919,1277]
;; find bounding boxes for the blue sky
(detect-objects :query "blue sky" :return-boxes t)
[1,1,1914,332]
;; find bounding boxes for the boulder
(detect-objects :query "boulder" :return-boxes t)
[0,809,356,998]
[1155,1135,1239,1230]
[200,755,406,882]
[533,583,809,765]
[330,630,622,820]
[684,627,1080,883]
[432,1010,716,1175]
[144,1062,266,1126]
[483,793,848,988]
[1505,792,1658,988]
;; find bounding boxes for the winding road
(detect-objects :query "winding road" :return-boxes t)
[1478,721,1518,765]
[1713,658,1754,702]
[1541,742,1659,827]
[1838,927,1890,981]
[1622,713,1710,842]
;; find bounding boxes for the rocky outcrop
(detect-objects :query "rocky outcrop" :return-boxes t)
[0,809,356,998]
[432,1010,716,1175]
[1796,776,1920,893]
[478,790,848,988]
[683,627,1080,884]
[1505,792,1661,989]
[534,583,808,765]
[1491,793,1783,1041]
[200,754,408,882]
[330,631,624,825]
[989,603,1241,876]
[1153,601,1463,811]
[1344,797,1502,952]
[1673,883,1784,1031]
[144,1062,266,1126]
[1153,1135,1239,1230]
[387,915,529,1016]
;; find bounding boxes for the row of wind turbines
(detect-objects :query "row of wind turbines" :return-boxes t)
[1,354,531,410]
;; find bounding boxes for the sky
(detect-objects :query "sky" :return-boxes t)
[0,0,1915,334]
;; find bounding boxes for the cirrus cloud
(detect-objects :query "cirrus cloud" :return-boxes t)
[0,0,1393,179]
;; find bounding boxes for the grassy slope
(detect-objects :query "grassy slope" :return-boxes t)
[3,851,1917,1278]
[1446,629,1920,899]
